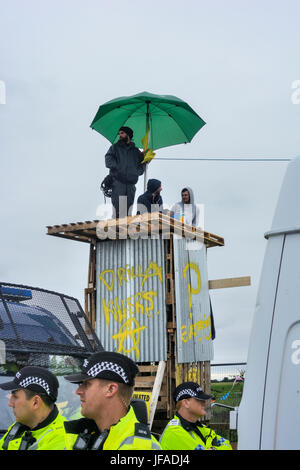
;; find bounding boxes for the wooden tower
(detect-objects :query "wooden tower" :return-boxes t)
[47,212,249,434]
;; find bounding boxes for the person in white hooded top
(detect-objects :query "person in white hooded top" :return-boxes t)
[170,187,216,341]
[170,187,200,227]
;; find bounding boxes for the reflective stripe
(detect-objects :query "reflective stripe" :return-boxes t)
[151,441,161,450]
[118,436,134,448]
[0,414,67,451]
[118,435,153,450]
[28,429,53,450]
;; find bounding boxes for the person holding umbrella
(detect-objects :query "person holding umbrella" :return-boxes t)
[104,126,146,219]
[91,92,206,212]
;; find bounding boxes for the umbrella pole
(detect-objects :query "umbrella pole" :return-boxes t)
[144,163,148,192]
[143,102,150,192]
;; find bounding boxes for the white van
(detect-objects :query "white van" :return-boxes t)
[238,155,300,450]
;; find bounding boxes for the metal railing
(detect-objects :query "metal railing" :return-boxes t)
[209,362,246,444]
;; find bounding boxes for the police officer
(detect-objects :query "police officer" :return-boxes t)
[160,382,232,451]
[63,351,161,450]
[0,366,67,450]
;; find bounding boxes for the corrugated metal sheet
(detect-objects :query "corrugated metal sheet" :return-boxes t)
[96,238,167,362]
[173,237,213,363]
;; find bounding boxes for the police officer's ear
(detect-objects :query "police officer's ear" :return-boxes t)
[31,394,45,410]
[105,382,119,398]
[181,398,191,409]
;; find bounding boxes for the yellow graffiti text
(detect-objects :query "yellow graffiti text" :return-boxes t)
[99,260,162,292]
[180,314,212,343]
[102,290,158,326]
[183,262,201,309]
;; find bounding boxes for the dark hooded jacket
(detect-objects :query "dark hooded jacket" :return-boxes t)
[136,179,163,214]
[105,140,145,185]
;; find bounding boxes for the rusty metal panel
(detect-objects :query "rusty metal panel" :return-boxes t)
[95,238,167,362]
[173,237,213,363]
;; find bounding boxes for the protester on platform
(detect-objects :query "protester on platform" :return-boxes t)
[170,186,216,341]
[104,127,146,219]
[170,187,200,226]
[136,178,163,215]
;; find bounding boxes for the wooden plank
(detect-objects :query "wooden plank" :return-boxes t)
[135,375,156,384]
[149,361,166,429]
[208,276,251,290]
[134,381,155,388]
[160,213,224,246]
[47,221,98,234]
[138,365,158,373]
[47,212,224,247]
[46,232,91,243]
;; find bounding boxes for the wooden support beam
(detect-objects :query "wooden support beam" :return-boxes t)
[149,361,166,429]
[47,221,98,234]
[47,232,91,243]
[208,276,251,290]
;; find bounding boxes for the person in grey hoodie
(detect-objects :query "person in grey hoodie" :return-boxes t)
[105,126,146,219]
[171,187,216,340]
[170,187,200,227]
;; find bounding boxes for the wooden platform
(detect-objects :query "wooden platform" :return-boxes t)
[46,212,224,248]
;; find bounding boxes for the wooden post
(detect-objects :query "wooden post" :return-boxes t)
[149,361,166,428]
[85,241,97,331]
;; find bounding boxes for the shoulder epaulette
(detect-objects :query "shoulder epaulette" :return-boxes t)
[134,422,151,440]
[64,418,98,435]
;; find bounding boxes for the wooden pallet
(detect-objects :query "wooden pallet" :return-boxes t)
[46,213,224,248]
[134,364,168,413]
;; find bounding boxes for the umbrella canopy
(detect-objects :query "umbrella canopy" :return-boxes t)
[90,91,206,151]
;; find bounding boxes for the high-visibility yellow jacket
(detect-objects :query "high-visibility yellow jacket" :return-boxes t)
[64,405,161,450]
[0,406,67,450]
[160,414,232,451]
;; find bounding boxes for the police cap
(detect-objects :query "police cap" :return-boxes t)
[64,351,139,387]
[0,366,59,402]
[173,381,211,403]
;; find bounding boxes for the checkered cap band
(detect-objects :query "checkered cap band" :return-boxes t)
[87,361,129,384]
[19,376,51,395]
[176,388,198,401]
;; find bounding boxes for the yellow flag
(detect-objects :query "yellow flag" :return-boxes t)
[142,148,156,163]
[141,124,150,151]
[141,123,156,164]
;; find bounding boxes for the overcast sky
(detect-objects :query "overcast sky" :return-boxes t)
[1,0,300,363]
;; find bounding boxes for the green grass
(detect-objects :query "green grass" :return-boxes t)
[211,381,244,407]
[209,381,244,444]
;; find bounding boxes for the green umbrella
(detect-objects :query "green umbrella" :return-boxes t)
[90,91,206,151]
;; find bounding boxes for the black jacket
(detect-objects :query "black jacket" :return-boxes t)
[137,179,163,214]
[105,140,145,185]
